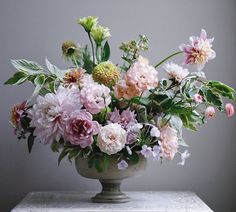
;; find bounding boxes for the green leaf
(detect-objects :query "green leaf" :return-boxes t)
[58,148,69,165]
[51,140,60,152]
[83,45,94,74]
[101,41,110,62]
[34,74,45,85]
[205,89,223,109]
[103,153,109,170]
[68,149,81,161]
[129,152,139,164]
[94,159,103,173]
[11,59,43,74]
[27,133,35,153]
[4,72,29,85]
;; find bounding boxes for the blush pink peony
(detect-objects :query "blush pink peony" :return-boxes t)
[80,83,111,114]
[126,56,158,91]
[159,125,179,160]
[64,110,99,148]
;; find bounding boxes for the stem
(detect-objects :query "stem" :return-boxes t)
[88,32,95,65]
[154,51,183,68]
[96,44,101,63]
[73,55,79,68]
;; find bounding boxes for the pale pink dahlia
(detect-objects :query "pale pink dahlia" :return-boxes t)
[163,62,189,82]
[126,56,158,91]
[29,86,82,144]
[80,83,111,114]
[159,126,179,160]
[64,110,99,148]
[179,29,216,70]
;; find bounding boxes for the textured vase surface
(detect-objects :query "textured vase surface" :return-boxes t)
[75,155,147,203]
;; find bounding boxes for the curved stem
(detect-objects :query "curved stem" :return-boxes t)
[88,32,95,65]
[154,51,183,68]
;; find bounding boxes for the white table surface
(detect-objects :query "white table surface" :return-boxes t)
[11,191,213,212]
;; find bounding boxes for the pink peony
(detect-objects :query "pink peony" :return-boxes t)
[179,29,216,70]
[64,110,99,148]
[80,83,111,114]
[126,56,158,91]
[193,94,203,103]
[205,106,216,119]
[159,125,179,160]
[225,103,234,117]
[29,86,82,144]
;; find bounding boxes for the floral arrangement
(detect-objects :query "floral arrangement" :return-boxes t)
[5,16,235,172]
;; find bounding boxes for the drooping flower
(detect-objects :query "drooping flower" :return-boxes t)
[193,94,203,103]
[179,29,216,70]
[150,126,160,138]
[159,126,179,160]
[80,83,111,114]
[29,86,82,144]
[91,25,110,45]
[225,103,234,117]
[205,106,216,119]
[117,160,128,170]
[140,145,153,158]
[96,123,127,155]
[64,110,99,148]
[10,100,27,128]
[114,79,141,100]
[78,16,98,32]
[63,68,85,86]
[177,150,190,166]
[61,40,78,59]
[92,61,120,87]
[163,62,189,82]
[126,56,158,91]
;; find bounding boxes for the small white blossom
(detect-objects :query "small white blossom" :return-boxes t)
[150,126,160,138]
[140,145,153,158]
[126,146,132,155]
[177,150,190,166]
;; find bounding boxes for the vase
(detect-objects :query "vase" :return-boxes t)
[75,155,147,203]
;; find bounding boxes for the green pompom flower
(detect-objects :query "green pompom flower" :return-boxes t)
[78,16,98,32]
[91,25,110,46]
[93,61,120,87]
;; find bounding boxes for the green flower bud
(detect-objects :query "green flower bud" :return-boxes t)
[91,25,110,46]
[92,61,120,87]
[78,16,98,32]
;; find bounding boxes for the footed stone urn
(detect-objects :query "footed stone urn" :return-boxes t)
[75,155,147,203]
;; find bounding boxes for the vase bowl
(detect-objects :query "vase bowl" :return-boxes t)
[75,155,147,203]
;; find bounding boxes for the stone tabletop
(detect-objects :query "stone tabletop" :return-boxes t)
[11,191,213,212]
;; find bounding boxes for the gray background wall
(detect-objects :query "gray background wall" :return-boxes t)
[0,0,236,211]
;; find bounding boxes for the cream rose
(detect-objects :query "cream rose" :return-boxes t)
[96,123,127,155]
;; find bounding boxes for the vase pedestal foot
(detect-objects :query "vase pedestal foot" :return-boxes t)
[92,179,130,203]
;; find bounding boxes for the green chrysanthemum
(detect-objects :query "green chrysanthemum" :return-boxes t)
[91,25,110,46]
[78,16,98,32]
[92,61,120,87]
[61,40,77,58]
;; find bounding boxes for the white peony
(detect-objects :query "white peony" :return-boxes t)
[163,62,189,82]
[96,123,127,155]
